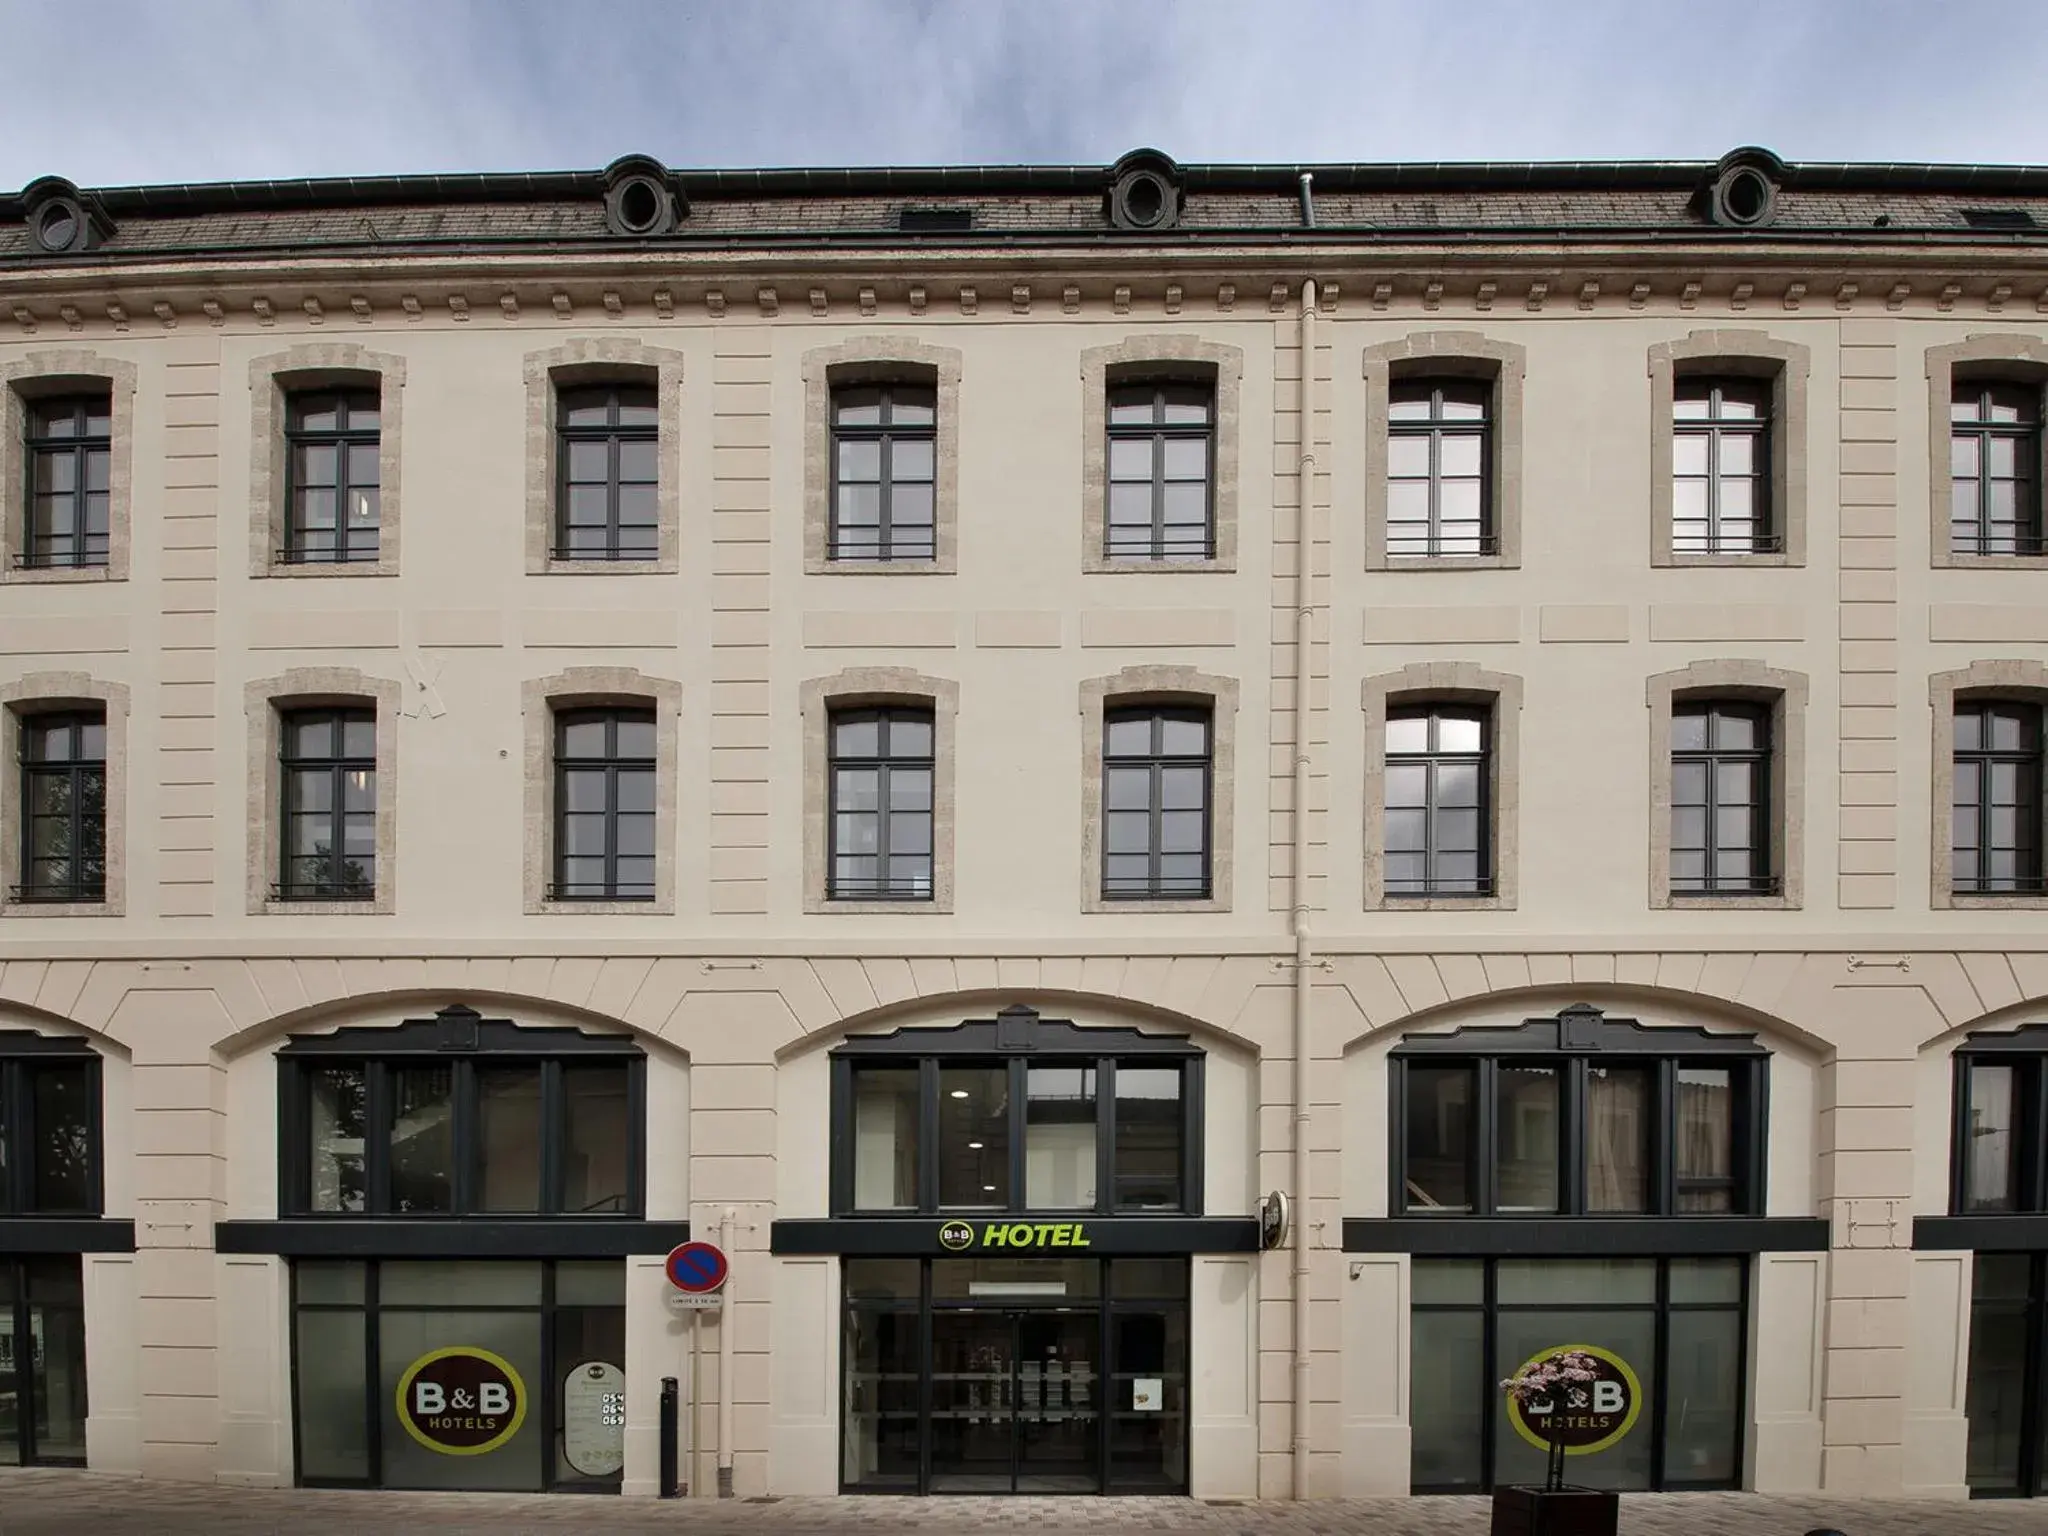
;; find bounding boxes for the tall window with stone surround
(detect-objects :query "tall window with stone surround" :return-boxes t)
[1950,381,2045,557]
[1672,378,1772,554]
[1105,381,1214,561]
[23,395,111,569]
[830,384,936,561]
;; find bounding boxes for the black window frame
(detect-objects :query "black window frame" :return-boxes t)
[1950,379,2046,557]
[14,709,106,904]
[276,1008,646,1220]
[1384,703,1492,897]
[22,392,112,570]
[1953,698,2046,896]
[1386,377,1496,558]
[282,387,381,565]
[552,383,658,562]
[1103,379,1215,562]
[827,705,935,901]
[829,382,938,562]
[1100,704,1212,902]
[1950,1031,2048,1217]
[276,705,376,902]
[829,1006,1204,1219]
[1389,1005,1768,1220]
[1672,376,1777,555]
[0,1033,103,1217]
[1669,699,1776,897]
[550,706,657,902]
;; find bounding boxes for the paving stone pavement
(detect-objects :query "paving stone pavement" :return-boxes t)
[3,1471,2047,1535]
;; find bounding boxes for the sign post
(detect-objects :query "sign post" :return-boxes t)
[664,1241,729,1498]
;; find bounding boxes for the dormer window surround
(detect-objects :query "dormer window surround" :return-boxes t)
[18,177,114,255]
[599,154,685,236]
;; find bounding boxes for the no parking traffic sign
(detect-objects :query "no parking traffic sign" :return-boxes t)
[664,1240,729,1298]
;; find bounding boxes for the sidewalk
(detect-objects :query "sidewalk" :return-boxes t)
[2,1470,2045,1535]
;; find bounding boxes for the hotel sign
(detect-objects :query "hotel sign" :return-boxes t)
[938,1219,1093,1251]
[1506,1344,1643,1455]
[396,1346,528,1456]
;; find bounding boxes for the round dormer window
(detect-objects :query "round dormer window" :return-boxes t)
[32,198,84,253]
[1711,165,1777,229]
[1111,168,1177,231]
[603,173,674,237]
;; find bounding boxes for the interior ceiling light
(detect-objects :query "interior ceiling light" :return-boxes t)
[949,1089,969,1099]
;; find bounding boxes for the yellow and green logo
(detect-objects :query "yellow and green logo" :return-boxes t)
[936,1220,1093,1252]
[1505,1344,1642,1456]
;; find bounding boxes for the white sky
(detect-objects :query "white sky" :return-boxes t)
[3,0,2046,187]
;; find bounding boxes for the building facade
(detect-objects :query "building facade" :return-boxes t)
[0,145,2045,1500]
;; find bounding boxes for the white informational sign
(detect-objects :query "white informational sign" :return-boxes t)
[665,1290,724,1311]
[561,1361,626,1478]
[1132,1377,1163,1412]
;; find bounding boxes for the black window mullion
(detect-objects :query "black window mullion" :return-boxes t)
[917,1057,939,1213]
[1560,1060,1585,1216]
[1007,1058,1027,1214]
[1654,1060,1678,1215]
[1095,1058,1117,1216]
[2031,1060,2048,1214]
[449,1060,476,1214]
[1649,1258,1672,1488]
[364,1061,391,1215]
[1,1063,19,1212]
[1475,1060,1498,1216]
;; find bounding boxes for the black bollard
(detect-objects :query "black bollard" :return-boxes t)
[659,1375,681,1498]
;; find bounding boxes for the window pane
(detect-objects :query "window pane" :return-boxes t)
[1113,1065,1182,1211]
[387,1066,455,1213]
[1495,1066,1558,1213]
[294,1307,370,1482]
[1496,1257,1657,1306]
[307,1066,367,1213]
[851,1067,920,1211]
[1410,1308,1486,1491]
[1403,1064,1473,1212]
[1664,1308,1743,1483]
[1969,1254,2033,1491]
[1585,1066,1650,1213]
[1160,437,1207,480]
[1675,1067,1736,1212]
[563,1064,631,1214]
[1965,1063,2018,1212]
[476,1066,542,1213]
[30,1064,94,1212]
[1025,1066,1097,1209]
[937,1066,1009,1209]
[1669,1256,1744,1305]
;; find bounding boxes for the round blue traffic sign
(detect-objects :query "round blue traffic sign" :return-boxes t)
[665,1240,729,1294]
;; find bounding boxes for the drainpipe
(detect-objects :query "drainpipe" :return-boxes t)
[1297,171,1315,229]
[718,1206,736,1496]
[1290,277,1318,1501]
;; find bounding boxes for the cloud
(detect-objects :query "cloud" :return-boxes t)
[3,0,2047,188]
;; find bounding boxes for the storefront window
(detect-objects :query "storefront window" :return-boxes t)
[1393,1028,1764,1218]
[835,1008,1202,1219]
[1409,1255,1745,1492]
[277,1011,644,1218]
[0,1257,89,1467]
[0,1046,100,1217]
[290,1258,625,1492]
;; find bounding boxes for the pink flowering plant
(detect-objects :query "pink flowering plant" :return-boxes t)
[1501,1348,1604,1491]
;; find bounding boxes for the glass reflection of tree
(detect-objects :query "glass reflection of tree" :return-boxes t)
[34,1067,95,1209]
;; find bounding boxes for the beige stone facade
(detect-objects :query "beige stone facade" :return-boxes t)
[0,147,2046,1502]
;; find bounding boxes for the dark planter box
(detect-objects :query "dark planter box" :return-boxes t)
[1488,1484,1620,1536]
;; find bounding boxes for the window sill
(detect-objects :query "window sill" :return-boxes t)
[807,556,955,576]
[533,556,678,577]
[1656,551,1799,569]
[1934,551,2048,571]
[258,896,392,918]
[261,559,398,579]
[0,897,120,918]
[2,563,121,585]
[811,895,953,915]
[1371,554,1517,572]
[1656,892,1797,911]
[531,898,676,916]
[1369,893,1512,912]
[1083,557,1236,575]
[1085,894,1227,915]
[1943,891,2048,910]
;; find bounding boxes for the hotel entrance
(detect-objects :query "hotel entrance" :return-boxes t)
[841,1255,1188,1494]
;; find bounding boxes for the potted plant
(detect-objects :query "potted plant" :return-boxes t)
[1489,1348,1622,1536]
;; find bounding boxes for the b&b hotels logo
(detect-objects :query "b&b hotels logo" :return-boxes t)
[396,1346,528,1456]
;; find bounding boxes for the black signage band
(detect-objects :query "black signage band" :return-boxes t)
[772,1216,1259,1256]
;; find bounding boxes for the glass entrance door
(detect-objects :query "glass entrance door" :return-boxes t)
[0,1257,89,1466]
[929,1310,1100,1493]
